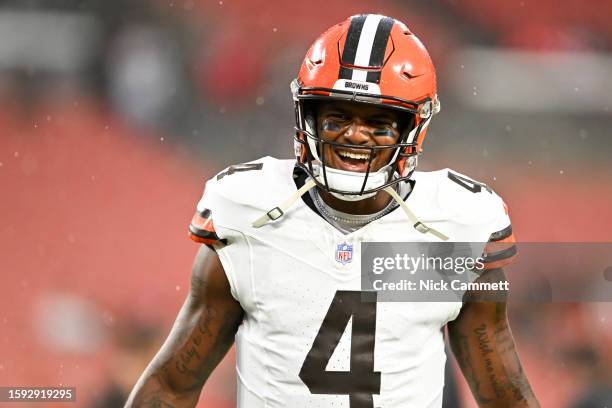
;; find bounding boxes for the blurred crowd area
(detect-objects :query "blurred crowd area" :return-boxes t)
[0,0,611,407]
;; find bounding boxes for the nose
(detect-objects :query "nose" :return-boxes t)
[343,119,373,145]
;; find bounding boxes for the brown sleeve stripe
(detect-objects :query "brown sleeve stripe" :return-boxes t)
[489,225,513,242]
[482,254,516,270]
[189,234,225,246]
[189,224,220,240]
[188,208,225,245]
[188,227,226,245]
[190,210,216,233]
[484,239,514,257]
[189,233,218,245]
[482,225,517,270]
[483,244,517,264]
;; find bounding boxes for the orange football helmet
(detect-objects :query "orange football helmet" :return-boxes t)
[292,14,440,199]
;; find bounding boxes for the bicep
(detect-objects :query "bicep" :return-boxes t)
[151,245,244,393]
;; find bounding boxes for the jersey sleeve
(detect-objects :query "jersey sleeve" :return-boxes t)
[188,179,227,247]
[189,208,226,246]
[438,168,517,271]
[188,158,270,246]
[481,203,517,270]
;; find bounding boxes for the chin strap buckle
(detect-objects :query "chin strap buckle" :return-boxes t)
[252,179,318,228]
[252,207,283,228]
[414,222,430,234]
[266,207,284,220]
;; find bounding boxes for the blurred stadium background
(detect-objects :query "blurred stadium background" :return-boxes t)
[0,0,611,407]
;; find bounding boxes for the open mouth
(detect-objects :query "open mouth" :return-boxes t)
[332,148,376,172]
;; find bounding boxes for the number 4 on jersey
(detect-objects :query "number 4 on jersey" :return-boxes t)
[447,171,492,194]
[216,163,263,180]
[299,291,380,408]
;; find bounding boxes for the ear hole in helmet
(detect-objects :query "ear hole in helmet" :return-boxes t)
[302,100,319,133]
[397,113,416,143]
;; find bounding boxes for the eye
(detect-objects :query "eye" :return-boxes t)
[372,128,395,137]
[370,119,399,138]
[321,113,351,132]
[321,120,343,133]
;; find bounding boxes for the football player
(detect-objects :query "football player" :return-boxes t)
[126,14,539,408]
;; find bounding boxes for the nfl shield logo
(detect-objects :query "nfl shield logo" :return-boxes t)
[335,242,353,265]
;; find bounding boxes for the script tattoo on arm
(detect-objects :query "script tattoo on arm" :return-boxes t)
[448,268,540,407]
[125,246,244,408]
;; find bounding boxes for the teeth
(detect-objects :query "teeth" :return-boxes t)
[336,149,370,160]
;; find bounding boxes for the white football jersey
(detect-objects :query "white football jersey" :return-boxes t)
[188,156,515,408]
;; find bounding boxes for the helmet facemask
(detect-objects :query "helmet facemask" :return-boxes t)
[292,81,433,201]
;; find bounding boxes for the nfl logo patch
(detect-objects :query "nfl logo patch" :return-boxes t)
[335,242,353,265]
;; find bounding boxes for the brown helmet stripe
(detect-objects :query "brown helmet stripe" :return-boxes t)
[366,17,395,83]
[339,14,367,79]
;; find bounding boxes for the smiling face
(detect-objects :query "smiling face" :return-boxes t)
[315,101,406,173]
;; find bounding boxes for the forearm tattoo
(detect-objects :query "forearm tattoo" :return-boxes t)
[450,300,538,407]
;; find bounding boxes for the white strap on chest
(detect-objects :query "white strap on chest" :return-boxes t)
[252,178,317,228]
[383,186,449,241]
[252,178,449,242]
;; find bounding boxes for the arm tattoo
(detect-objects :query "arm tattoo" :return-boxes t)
[453,332,492,405]
[450,301,539,406]
[493,322,534,403]
[172,304,217,384]
[474,323,506,399]
[163,298,242,391]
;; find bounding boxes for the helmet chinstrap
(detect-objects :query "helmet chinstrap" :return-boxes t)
[294,128,417,197]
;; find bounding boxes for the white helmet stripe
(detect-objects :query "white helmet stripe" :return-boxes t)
[351,15,384,80]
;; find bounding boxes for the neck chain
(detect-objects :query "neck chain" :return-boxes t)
[311,188,397,226]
